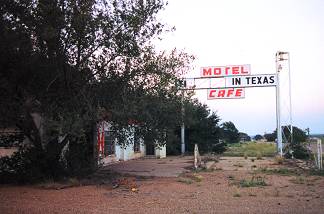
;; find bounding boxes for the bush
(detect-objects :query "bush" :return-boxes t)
[284,142,310,159]
[0,147,48,183]
[274,155,284,164]
[256,152,263,160]
[0,133,24,147]
[0,136,94,184]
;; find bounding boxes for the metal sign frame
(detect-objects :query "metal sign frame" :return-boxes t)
[180,52,292,157]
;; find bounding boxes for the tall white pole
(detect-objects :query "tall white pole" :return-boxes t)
[276,52,283,156]
[287,53,293,144]
[181,85,185,155]
[181,123,185,154]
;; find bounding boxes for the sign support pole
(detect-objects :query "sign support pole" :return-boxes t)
[287,53,293,144]
[276,52,283,156]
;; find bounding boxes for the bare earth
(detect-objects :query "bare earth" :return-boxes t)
[1,156,324,214]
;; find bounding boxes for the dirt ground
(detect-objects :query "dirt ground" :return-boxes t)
[1,156,324,214]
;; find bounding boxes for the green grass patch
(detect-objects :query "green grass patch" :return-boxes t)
[223,142,276,157]
[239,176,267,187]
[309,169,324,176]
[177,173,203,184]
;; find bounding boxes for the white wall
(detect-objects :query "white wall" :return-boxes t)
[155,144,166,158]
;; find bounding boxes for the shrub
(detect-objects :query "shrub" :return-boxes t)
[244,152,248,160]
[177,177,193,184]
[0,147,49,183]
[274,155,284,164]
[284,142,310,159]
[256,152,263,160]
[0,136,94,184]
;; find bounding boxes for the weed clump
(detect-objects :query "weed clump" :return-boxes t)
[177,177,193,185]
[239,176,267,187]
[258,167,299,176]
[233,187,241,197]
[256,152,263,160]
[244,153,248,160]
[274,155,284,164]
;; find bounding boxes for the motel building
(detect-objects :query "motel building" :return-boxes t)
[97,121,166,165]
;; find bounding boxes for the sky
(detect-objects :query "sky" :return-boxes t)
[154,0,324,135]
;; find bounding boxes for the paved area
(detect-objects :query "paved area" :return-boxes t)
[105,156,193,177]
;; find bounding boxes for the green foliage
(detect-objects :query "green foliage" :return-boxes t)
[177,177,193,185]
[254,134,263,141]
[239,176,267,187]
[0,147,52,183]
[221,121,239,144]
[0,132,24,147]
[282,126,309,159]
[264,126,308,159]
[256,152,263,160]
[258,167,299,176]
[265,126,307,144]
[264,133,276,142]
[282,126,307,143]
[309,169,324,176]
[0,134,95,183]
[183,100,225,154]
[239,132,251,142]
[0,0,197,182]
[284,142,310,159]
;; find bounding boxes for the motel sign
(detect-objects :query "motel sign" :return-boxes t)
[207,88,245,99]
[225,74,277,88]
[201,64,251,77]
[181,51,292,158]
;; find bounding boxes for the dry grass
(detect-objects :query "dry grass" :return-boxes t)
[274,155,284,164]
[224,142,276,157]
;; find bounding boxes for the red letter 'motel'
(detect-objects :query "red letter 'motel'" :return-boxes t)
[203,68,212,76]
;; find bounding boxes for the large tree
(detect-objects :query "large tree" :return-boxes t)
[0,0,193,180]
[183,100,224,154]
[221,121,239,144]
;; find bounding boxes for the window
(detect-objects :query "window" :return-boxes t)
[104,130,115,156]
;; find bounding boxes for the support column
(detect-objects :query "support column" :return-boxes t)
[181,123,185,154]
[181,84,185,155]
[276,52,283,156]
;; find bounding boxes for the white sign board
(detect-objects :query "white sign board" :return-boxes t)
[207,88,245,99]
[201,64,251,77]
[225,74,277,88]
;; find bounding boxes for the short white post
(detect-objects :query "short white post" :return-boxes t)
[317,139,322,170]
